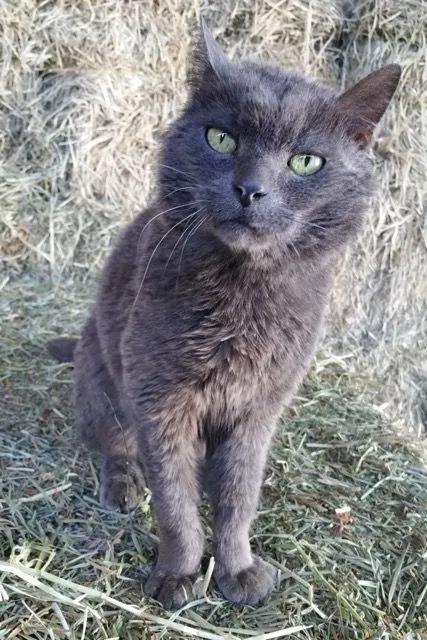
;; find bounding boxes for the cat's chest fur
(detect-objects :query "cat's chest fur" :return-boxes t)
[121,223,331,429]
[158,256,327,423]
[187,273,286,372]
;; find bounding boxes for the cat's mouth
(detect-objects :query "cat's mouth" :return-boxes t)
[217,216,262,233]
[213,215,269,248]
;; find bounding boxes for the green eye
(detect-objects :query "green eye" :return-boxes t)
[206,127,237,153]
[289,154,324,176]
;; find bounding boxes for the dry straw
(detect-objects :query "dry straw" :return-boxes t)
[1,1,426,638]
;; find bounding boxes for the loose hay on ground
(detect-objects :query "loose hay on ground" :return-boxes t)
[1,0,427,638]
[1,278,427,638]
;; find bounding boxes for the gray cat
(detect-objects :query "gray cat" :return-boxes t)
[48,20,400,609]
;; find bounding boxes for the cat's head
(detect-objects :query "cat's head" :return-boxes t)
[159,20,400,256]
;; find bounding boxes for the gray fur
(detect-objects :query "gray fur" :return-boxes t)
[48,21,400,609]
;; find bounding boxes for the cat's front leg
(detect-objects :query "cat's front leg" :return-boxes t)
[136,416,205,609]
[206,424,276,605]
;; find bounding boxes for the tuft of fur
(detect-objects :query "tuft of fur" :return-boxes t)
[52,21,400,609]
[47,337,78,363]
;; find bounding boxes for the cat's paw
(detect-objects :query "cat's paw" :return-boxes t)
[144,567,204,609]
[99,457,145,512]
[214,556,276,605]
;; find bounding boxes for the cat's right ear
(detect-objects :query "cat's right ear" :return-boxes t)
[188,18,231,89]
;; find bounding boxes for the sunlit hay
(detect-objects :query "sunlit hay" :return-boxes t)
[329,14,427,435]
[1,1,427,637]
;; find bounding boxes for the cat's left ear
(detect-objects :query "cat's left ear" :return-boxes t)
[337,65,401,146]
[189,18,231,88]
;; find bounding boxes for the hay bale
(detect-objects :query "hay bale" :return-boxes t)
[0,0,425,431]
[200,0,344,77]
[329,7,427,433]
[1,2,427,636]
[352,0,426,44]
[0,0,193,274]
[0,0,344,273]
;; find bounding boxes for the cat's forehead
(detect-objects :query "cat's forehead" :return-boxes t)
[217,62,340,145]
[235,62,324,104]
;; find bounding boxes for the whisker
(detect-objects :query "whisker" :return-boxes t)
[294,213,328,231]
[175,214,207,293]
[132,211,201,311]
[158,164,199,181]
[303,221,328,231]
[135,199,207,256]
[281,211,328,232]
[164,208,205,272]
[289,240,301,257]
[159,185,203,202]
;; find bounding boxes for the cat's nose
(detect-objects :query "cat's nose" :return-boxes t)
[233,180,267,208]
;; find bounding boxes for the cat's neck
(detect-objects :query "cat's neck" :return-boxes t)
[145,206,336,293]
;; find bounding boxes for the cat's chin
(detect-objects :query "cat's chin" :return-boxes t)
[213,219,271,251]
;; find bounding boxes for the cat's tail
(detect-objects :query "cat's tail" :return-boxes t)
[47,337,78,363]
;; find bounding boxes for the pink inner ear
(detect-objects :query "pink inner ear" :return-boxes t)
[354,130,372,146]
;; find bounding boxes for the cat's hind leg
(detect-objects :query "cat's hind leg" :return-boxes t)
[74,316,145,511]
